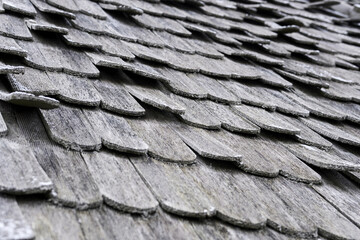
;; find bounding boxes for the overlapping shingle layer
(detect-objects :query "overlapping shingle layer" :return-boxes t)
[1,0,360,239]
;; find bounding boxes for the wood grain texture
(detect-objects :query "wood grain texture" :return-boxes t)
[171,122,243,162]
[0,13,32,40]
[82,151,158,213]
[205,101,260,134]
[62,28,102,49]
[122,72,186,114]
[283,142,360,171]
[127,112,196,163]
[39,105,102,151]
[30,0,76,18]
[0,112,8,137]
[277,114,333,149]
[132,156,353,237]
[18,199,85,240]
[301,117,360,147]
[0,34,27,57]
[83,109,148,154]
[47,72,101,107]
[172,95,221,130]
[0,195,34,240]
[15,108,102,208]
[233,105,300,135]
[8,67,58,95]
[312,171,360,228]
[93,71,145,116]
[0,138,53,194]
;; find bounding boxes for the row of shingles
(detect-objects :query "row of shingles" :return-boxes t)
[23,3,360,238]
[0,1,161,234]
[4,103,359,240]
[0,86,298,239]
[249,0,360,196]
[15,1,360,238]
[244,2,360,147]
[111,0,360,238]
[0,7,105,109]
[115,55,360,175]
[0,0,262,238]
[254,2,360,86]
[0,100,51,240]
[4,0,202,169]
[130,154,360,239]
[80,35,329,181]
[16,0,360,237]
[83,26,360,180]
[0,103,160,239]
[88,1,360,174]
[15,196,293,240]
[19,3,332,227]
[2,5,149,116]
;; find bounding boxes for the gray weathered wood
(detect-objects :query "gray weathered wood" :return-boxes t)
[0,13,32,40]
[85,51,132,69]
[122,74,185,114]
[0,35,27,57]
[76,0,107,19]
[25,18,68,34]
[71,13,119,37]
[234,22,277,38]
[321,81,360,103]
[132,156,322,235]
[187,74,240,104]
[127,112,196,163]
[8,67,58,95]
[221,80,277,110]
[92,35,135,60]
[93,74,145,116]
[283,90,346,121]
[16,108,102,209]
[77,206,199,240]
[131,156,216,218]
[171,122,242,162]
[233,105,300,135]
[263,89,309,117]
[312,171,360,228]
[301,117,360,147]
[173,95,221,130]
[258,67,293,88]
[62,28,102,49]
[3,0,36,16]
[276,114,333,149]
[204,101,260,134]
[283,142,360,171]
[39,105,102,151]
[0,112,7,137]
[46,0,79,12]
[0,91,59,109]
[274,68,329,88]
[30,0,76,18]
[157,67,208,99]
[132,13,191,36]
[0,138,53,194]
[83,109,148,154]
[269,176,360,239]
[0,195,34,240]
[47,72,101,107]
[18,39,99,77]
[18,200,85,240]
[211,130,321,182]
[82,151,158,213]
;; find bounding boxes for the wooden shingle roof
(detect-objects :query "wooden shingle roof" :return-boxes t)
[1,0,360,239]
